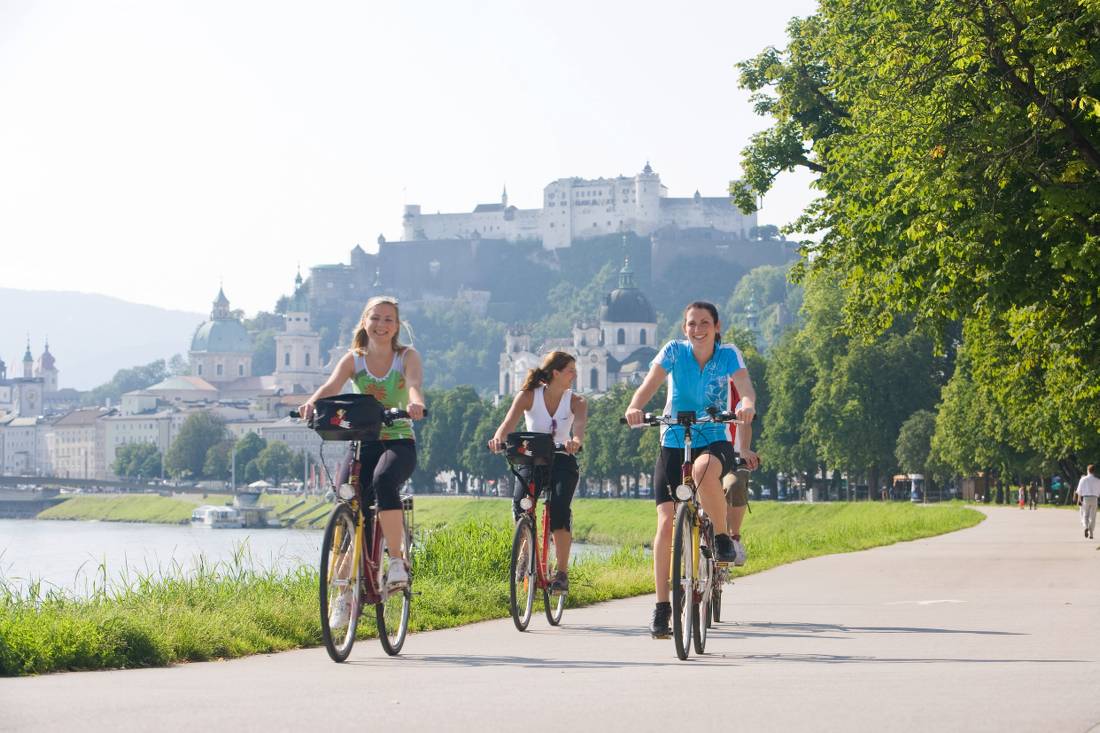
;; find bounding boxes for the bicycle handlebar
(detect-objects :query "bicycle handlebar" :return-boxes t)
[488,442,583,454]
[289,407,428,425]
[619,410,742,427]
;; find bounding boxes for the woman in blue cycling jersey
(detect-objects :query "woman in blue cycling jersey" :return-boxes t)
[624,301,756,638]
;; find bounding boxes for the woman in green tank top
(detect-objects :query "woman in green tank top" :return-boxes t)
[299,296,426,598]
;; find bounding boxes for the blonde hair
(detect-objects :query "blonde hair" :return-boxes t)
[520,351,575,392]
[351,296,410,355]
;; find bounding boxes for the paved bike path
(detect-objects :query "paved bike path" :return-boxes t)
[4,506,1099,732]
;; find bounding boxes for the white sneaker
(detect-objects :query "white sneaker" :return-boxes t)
[731,537,747,567]
[328,588,352,629]
[385,560,409,590]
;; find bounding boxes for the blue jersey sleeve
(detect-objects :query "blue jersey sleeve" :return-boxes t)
[654,340,679,373]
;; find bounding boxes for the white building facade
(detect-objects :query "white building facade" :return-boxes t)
[403,163,756,250]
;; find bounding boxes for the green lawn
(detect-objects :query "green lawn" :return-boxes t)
[1,501,983,676]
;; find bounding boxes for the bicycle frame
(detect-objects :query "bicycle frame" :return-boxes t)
[511,459,555,592]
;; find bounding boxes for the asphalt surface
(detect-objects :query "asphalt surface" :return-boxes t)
[3,505,1098,732]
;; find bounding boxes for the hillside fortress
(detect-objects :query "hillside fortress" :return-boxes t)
[402,162,756,249]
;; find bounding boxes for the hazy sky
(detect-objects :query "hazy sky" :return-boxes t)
[0,0,819,316]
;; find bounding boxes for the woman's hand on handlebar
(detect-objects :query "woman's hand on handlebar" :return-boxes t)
[407,402,426,420]
[487,435,506,453]
[624,407,646,427]
[740,447,760,471]
[297,401,316,421]
[564,438,583,455]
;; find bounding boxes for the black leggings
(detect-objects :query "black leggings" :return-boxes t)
[336,439,417,511]
[513,454,579,532]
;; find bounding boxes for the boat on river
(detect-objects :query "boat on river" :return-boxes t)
[190,505,244,529]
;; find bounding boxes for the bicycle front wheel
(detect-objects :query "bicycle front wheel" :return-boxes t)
[319,504,361,663]
[711,580,723,624]
[376,535,411,656]
[543,524,566,626]
[671,502,694,660]
[509,517,537,631]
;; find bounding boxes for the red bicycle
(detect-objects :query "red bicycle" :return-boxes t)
[498,431,572,631]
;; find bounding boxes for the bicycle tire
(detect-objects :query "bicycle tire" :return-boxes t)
[671,501,694,660]
[543,525,566,626]
[376,534,411,656]
[693,553,710,654]
[319,503,361,663]
[509,517,537,631]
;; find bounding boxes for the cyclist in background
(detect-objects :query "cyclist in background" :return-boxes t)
[722,376,760,566]
[489,351,587,592]
[624,301,756,638]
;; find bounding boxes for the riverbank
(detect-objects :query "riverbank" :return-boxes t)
[0,502,983,676]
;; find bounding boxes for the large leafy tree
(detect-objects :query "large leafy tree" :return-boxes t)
[112,443,162,480]
[164,412,227,480]
[735,0,1100,465]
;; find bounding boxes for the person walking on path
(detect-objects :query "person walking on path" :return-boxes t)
[1018,485,1027,509]
[1028,481,1039,510]
[1073,464,1100,539]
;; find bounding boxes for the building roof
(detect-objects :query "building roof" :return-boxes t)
[473,203,505,213]
[54,408,109,427]
[146,375,219,393]
[599,259,656,324]
[190,318,252,353]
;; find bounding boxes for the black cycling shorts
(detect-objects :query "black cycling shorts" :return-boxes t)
[337,439,417,511]
[652,441,736,506]
[513,453,579,532]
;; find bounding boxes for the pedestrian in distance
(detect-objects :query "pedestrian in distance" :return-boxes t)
[1018,485,1027,509]
[1073,464,1099,540]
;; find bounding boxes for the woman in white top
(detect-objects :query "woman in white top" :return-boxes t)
[489,351,587,592]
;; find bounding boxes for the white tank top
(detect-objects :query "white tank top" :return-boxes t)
[524,386,573,446]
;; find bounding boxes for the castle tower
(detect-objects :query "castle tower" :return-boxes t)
[22,338,33,379]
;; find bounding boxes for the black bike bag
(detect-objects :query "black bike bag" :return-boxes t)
[505,431,555,466]
[311,394,385,441]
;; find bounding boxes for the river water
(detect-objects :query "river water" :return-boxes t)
[0,519,614,597]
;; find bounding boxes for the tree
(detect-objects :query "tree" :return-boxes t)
[112,443,162,480]
[896,410,937,479]
[735,0,1100,463]
[83,359,170,407]
[417,386,486,492]
[203,440,233,481]
[234,433,267,475]
[164,412,227,480]
[255,441,298,485]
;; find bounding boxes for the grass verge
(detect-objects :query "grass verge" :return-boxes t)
[1,502,982,676]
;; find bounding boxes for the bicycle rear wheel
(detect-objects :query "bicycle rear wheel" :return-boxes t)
[543,525,566,626]
[376,534,411,656]
[693,554,711,654]
[319,504,361,663]
[509,517,537,631]
[671,502,694,660]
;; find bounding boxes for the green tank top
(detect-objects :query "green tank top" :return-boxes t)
[351,350,415,441]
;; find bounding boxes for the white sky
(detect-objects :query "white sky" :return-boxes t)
[0,0,820,316]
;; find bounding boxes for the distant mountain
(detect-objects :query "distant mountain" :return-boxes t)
[0,288,205,390]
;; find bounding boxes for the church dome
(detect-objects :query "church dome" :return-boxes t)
[598,259,656,324]
[190,320,251,353]
[37,344,55,371]
[190,288,252,353]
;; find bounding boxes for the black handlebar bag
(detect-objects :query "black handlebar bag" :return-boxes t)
[311,394,385,441]
[505,431,555,466]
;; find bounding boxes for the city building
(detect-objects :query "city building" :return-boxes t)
[273,270,325,393]
[47,407,113,479]
[0,340,45,418]
[499,259,658,395]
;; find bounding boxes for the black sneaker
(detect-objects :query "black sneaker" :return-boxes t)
[550,570,569,593]
[650,602,672,638]
[714,533,737,563]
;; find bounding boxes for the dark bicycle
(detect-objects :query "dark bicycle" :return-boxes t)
[292,394,426,661]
